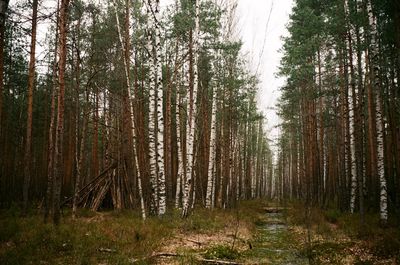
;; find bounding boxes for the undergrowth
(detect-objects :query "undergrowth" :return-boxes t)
[204,244,241,260]
[0,200,263,265]
[287,202,400,264]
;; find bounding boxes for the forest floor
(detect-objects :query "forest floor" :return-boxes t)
[0,200,399,264]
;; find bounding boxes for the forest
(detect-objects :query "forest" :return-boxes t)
[0,0,399,264]
[0,0,273,221]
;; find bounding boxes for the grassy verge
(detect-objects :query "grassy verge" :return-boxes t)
[0,200,263,265]
[287,202,400,264]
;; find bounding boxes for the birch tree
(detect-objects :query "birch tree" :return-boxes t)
[182,0,200,218]
[154,0,166,216]
[147,0,159,215]
[367,0,387,224]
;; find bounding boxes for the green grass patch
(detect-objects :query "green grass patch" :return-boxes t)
[204,244,241,260]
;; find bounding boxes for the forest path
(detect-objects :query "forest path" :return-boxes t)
[243,205,308,264]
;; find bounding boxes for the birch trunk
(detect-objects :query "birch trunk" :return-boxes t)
[345,0,357,214]
[206,80,217,209]
[154,0,166,216]
[146,0,159,215]
[175,89,184,208]
[182,0,200,217]
[367,0,387,223]
[205,94,217,208]
[349,71,357,213]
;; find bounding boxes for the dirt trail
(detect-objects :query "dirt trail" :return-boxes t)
[243,207,308,265]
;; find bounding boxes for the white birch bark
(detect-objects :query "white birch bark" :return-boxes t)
[349,69,357,213]
[174,0,184,210]
[154,0,166,216]
[206,80,217,209]
[175,77,184,209]
[367,0,387,223]
[146,0,159,214]
[343,0,358,215]
[182,0,200,217]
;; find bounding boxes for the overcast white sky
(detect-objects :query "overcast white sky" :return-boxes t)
[237,0,293,145]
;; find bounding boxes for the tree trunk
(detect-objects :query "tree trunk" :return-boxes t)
[0,0,9,132]
[44,2,60,219]
[72,17,83,218]
[154,0,166,216]
[146,1,159,215]
[182,0,200,218]
[112,0,146,219]
[52,0,70,225]
[22,0,38,215]
[206,85,217,208]
[367,0,387,223]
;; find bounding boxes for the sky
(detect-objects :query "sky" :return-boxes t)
[236,0,293,146]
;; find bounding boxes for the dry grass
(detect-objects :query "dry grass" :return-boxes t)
[287,203,400,265]
[0,201,263,265]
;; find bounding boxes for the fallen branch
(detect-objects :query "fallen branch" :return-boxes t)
[263,207,287,213]
[151,252,180,258]
[129,252,243,265]
[98,247,117,253]
[129,252,179,263]
[186,238,202,246]
[200,258,242,265]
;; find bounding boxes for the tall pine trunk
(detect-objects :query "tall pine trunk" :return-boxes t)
[52,0,70,225]
[23,0,38,215]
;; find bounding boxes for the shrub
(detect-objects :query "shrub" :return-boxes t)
[204,244,240,260]
[324,209,341,224]
[0,219,19,242]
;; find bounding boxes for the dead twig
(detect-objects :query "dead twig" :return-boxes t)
[130,252,243,265]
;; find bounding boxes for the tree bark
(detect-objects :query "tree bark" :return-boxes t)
[182,0,200,217]
[0,0,9,133]
[154,0,166,216]
[22,0,38,215]
[52,0,70,225]
[367,0,387,223]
